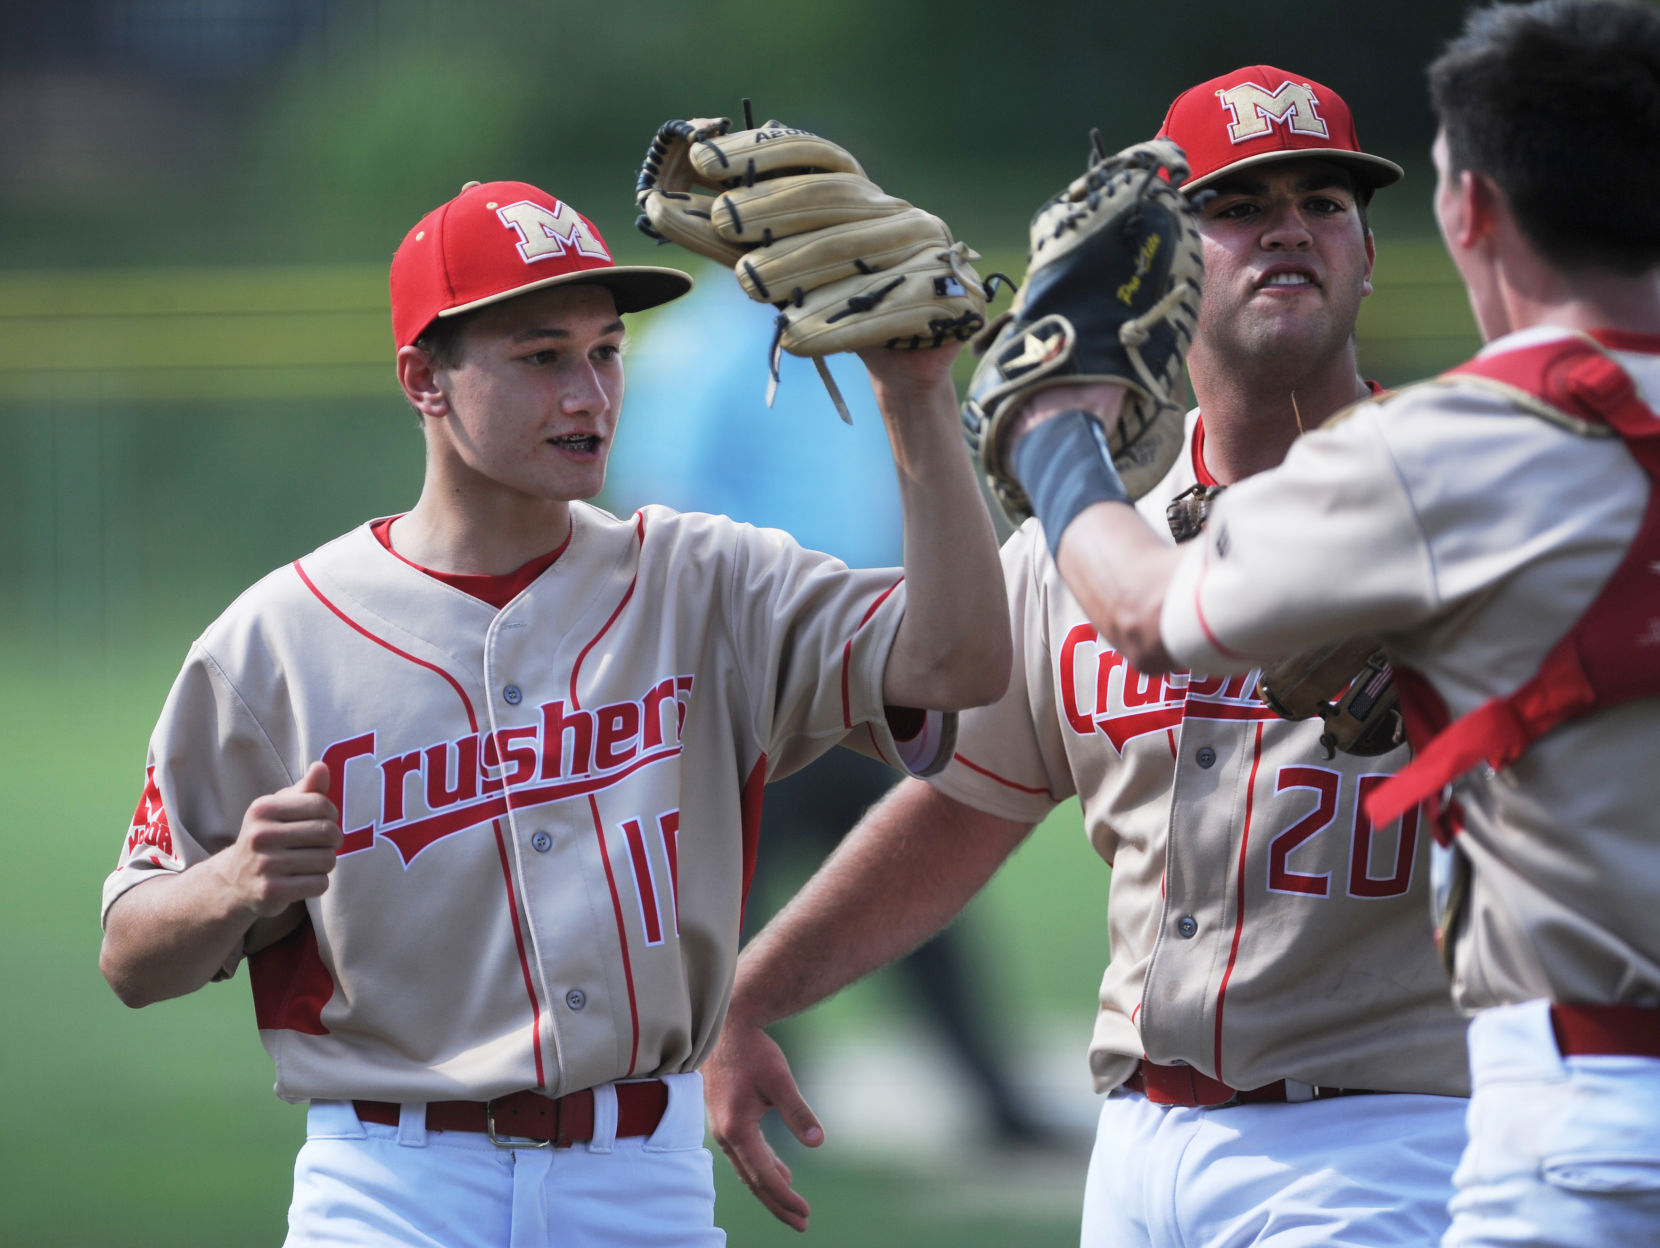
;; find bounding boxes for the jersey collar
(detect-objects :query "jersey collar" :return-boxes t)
[371,515,572,610]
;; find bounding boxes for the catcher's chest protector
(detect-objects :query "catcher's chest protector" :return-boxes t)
[1365,334,1660,841]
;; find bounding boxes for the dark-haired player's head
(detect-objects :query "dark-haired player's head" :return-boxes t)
[1429,0,1660,275]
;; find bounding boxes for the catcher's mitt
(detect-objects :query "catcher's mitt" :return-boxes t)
[963,137,1203,522]
[1256,637,1405,759]
[636,113,998,420]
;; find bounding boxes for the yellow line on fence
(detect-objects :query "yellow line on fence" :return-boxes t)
[0,245,1480,403]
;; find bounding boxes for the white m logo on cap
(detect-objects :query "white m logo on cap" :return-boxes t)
[496,199,611,264]
[1216,81,1330,144]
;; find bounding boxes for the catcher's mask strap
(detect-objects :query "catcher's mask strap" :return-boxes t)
[1008,408,1130,556]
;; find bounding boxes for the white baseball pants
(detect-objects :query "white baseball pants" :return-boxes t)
[1443,998,1660,1247]
[1082,1086,1465,1246]
[283,1071,724,1247]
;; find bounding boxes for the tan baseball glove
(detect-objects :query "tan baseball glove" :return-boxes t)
[636,114,998,420]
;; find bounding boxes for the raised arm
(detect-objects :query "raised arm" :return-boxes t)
[632,116,1010,713]
[705,776,1033,1230]
[861,343,1011,711]
[958,139,1201,676]
[100,762,342,1008]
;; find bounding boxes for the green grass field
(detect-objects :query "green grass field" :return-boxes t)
[0,651,1104,1247]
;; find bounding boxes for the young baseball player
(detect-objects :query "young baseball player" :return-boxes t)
[985,4,1660,1245]
[706,68,1471,1245]
[97,178,1009,1245]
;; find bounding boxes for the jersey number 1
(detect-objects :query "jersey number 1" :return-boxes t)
[621,810,680,945]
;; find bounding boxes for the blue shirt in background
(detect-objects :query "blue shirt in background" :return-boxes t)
[604,266,904,570]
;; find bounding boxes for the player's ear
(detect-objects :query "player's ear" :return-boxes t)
[1361,228,1376,299]
[1445,169,1498,252]
[397,345,450,420]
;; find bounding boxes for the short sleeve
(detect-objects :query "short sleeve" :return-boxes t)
[715,518,947,778]
[1160,404,1441,673]
[101,643,294,971]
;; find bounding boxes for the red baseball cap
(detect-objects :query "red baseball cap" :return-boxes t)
[1157,66,1403,196]
[390,180,693,349]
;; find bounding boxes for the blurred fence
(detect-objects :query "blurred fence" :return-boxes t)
[0,243,1480,669]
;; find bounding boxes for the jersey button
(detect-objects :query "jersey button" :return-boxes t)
[565,988,587,1011]
[1177,916,1199,938]
[503,684,523,706]
[531,831,552,853]
[1195,747,1216,768]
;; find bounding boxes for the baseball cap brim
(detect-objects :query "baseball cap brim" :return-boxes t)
[1180,148,1404,196]
[438,263,694,321]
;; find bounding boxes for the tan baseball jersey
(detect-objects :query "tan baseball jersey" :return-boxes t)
[1162,326,1660,1013]
[930,412,1469,1097]
[103,501,946,1103]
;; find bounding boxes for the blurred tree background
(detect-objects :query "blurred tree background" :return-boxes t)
[4,0,1472,267]
[0,1,1506,1243]
[0,0,1490,665]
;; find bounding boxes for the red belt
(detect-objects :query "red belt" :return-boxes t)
[353,1080,669,1148]
[1551,1003,1660,1058]
[1124,1060,1383,1108]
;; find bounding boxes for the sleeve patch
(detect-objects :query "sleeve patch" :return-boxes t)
[122,766,181,870]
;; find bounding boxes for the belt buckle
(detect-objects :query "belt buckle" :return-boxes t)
[487,1096,554,1150]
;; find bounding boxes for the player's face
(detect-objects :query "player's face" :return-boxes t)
[1191,160,1375,377]
[435,284,626,504]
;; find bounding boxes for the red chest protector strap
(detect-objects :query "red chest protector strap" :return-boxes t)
[1365,335,1660,842]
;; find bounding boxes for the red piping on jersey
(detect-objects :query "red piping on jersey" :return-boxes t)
[1184,700,1276,723]
[296,561,478,728]
[738,755,767,931]
[952,751,1058,798]
[589,793,642,1077]
[1191,549,1250,663]
[570,513,646,709]
[490,817,547,1087]
[1213,719,1266,1083]
[371,515,572,611]
[841,580,903,731]
[860,721,894,767]
[293,558,547,1086]
[1191,416,1220,488]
